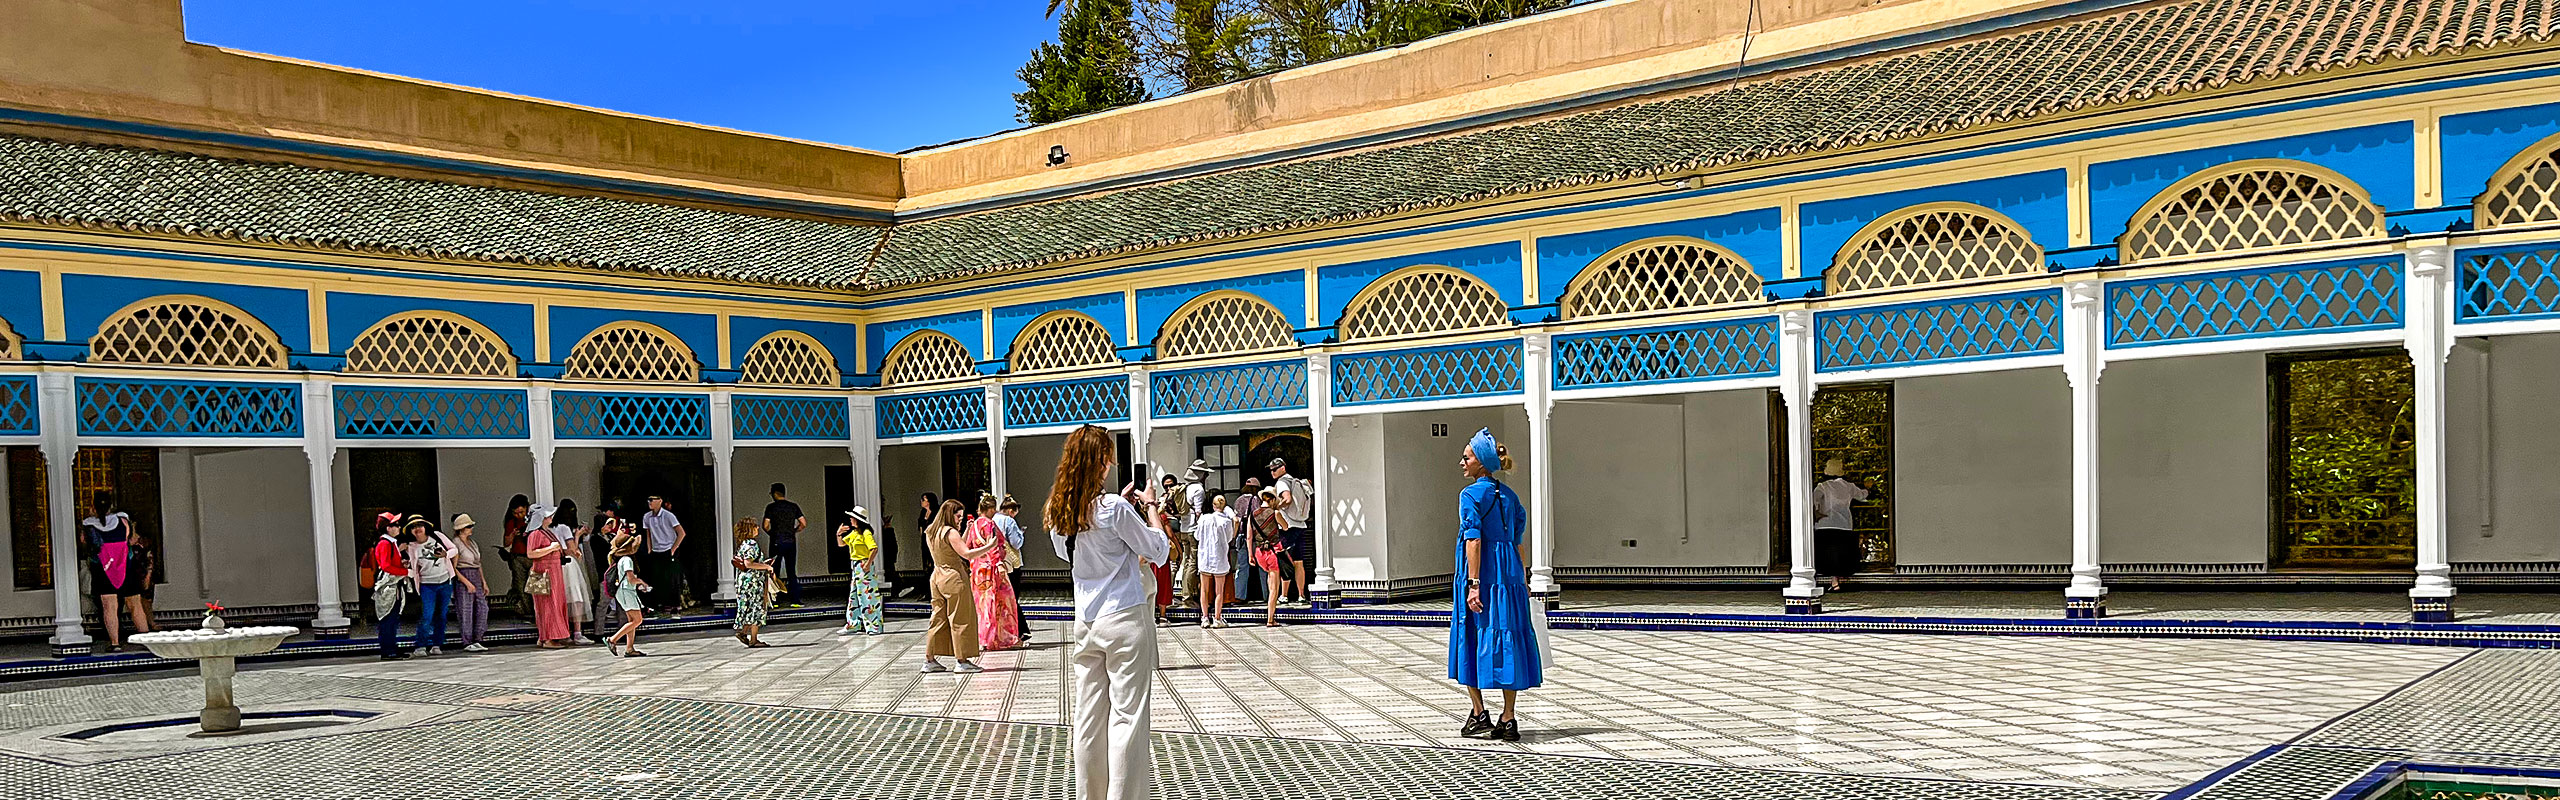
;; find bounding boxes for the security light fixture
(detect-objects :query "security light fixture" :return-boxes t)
[1047,145,1069,166]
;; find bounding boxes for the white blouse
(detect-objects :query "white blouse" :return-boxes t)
[1049,494,1170,623]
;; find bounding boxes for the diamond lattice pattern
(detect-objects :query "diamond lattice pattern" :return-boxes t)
[2123,167,2384,261]
[1156,295,1297,359]
[1829,210,2043,294]
[1004,377,1130,428]
[1010,314,1119,373]
[2462,247,2560,321]
[1555,318,1778,388]
[1562,241,1763,319]
[2480,147,2560,229]
[879,388,985,438]
[1152,361,1307,418]
[343,314,513,377]
[90,300,285,368]
[882,332,976,387]
[1334,342,1522,405]
[562,325,697,382]
[1818,292,2061,371]
[1338,270,1509,341]
[2109,259,2403,346]
[739,334,840,387]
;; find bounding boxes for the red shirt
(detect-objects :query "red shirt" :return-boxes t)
[371,538,411,579]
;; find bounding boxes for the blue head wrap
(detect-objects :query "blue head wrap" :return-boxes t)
[1469,427,1500,472]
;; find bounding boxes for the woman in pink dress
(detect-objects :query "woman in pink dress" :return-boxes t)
[524,502,572,648]
[968,494,1021,651]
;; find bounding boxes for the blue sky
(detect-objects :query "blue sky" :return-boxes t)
[183,0,1061,153]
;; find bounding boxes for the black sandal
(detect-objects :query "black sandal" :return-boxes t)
[1459,710,1494,739]
[624,649,648,658]
[1493,719,1521,742]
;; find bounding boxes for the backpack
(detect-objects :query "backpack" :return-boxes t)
[1163,480,1194,522]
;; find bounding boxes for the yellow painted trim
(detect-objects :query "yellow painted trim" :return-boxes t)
[1122,287,1140,346]
[856,323,869,374]
[1781,199,1802,279]
[2416,108,2443,208]
[1152,289,1297,358]
[715,314,732,370]
[39,265,62,342]
[307,286,331,353]
[1555,235,1762,322]
[1519,233,1541,305]
[980,310,995,361]
[1336,264,1508,342]
[2473,129,2560,228]
[2067,159,2091,247]
[532,301,551,363]
[2117,158,2388,263]
[879,328,976,388]
[1826,201,2038,292]
[89,293,291,369]
[736,328,844,387]
[561,319,701,382]
[1302,260,1321,328]
[342,308,522,376]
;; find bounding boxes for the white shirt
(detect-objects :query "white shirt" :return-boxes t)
[1813,478,1870,530]
[409,531,458,584]
[1195,509,1237,574]
[1181,483,1206,532]
[1048,494,1171,623]
[641,509,681,553]
[1273,474,1312,528]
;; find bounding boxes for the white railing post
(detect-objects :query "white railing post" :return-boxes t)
[1307,353,1336,607]
[1778,311,1821,614]
[2407,242,2456,622]
[40,370,91,655]
[848,394,884,594]
[1523,333,1558,606]
[985,382,1007,501]
[711,390,738,604]
[2063,280,2108,619]
[303,376,352,636]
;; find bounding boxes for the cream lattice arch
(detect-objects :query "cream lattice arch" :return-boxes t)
[1561,237,1764,320]
[0,317,22,362]
[561,322,698,382]
[89,295,287,368]
[2122,161,2385,262]
[2478,133,2560,229]
[739,331,841,387]
[1336,266,1509,342]
[1828,204,2044,295]
[880,330,977,387]
[342,311,516,377]
[1155,292,1297,359]
[1008,312,1120,373]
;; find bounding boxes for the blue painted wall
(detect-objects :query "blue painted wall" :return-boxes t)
[1801,171,2069,278]
[868,310,984,368]
[63,274,311,351]
[2442,101,2560,208]
[325,293,537,360]
[2090,123,2415,244]
[1536,207,1786,294]
[546,307,717,367]
[0,270,43,345]
[1317,242,1522,326]
[1134,270,1306,347]
[993,291,1129,358]
[729,316,861,374]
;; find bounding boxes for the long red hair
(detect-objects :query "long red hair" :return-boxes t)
[1045,425,1117,539]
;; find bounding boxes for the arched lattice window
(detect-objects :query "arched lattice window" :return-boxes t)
[561,322,698,382]
[1829,205,2042,294]
[1336,267,1509,341]
[2478,136,2560,229]
[90,296,287,368]
[1560,238,1763,319]
[881,331,977,387]
[739,331,840,387]
[1156,293,1296,359]
[343,312,515,377]
[1008,312,1119,373]
[0,317,22,362]
[2122,163,2385,262]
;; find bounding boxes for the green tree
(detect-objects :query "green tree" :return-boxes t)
[1015,0,1151,124]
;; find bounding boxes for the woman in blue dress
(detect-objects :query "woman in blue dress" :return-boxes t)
[1449,428,1539,742]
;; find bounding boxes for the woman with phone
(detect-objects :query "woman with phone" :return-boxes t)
[1044,424,1172,800]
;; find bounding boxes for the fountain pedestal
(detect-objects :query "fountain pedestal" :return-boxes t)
[130,614,296,734]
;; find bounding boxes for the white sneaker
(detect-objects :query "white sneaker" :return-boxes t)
[462,643,488,653]
[412,647,429,657]
[428,646,444,655]
[837,627,859,637]
[1199,619,1213,628]
[920,661,950,674]
[952,661,984,674]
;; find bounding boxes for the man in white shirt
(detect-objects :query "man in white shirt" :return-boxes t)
[1172,460,1210,614]
[1811,458,1874,592]
[639,496,688,618]
[1266,458,1314,606]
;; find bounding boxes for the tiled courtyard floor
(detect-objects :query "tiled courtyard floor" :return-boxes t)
[4,617,2556,798]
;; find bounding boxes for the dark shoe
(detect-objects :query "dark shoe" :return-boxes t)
[1493,719,1520,742]
[623,649,648,658]
[379,652,412,661]
[1459,710,1494,739]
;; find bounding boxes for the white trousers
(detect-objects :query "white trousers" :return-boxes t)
[1070,603,1157,800]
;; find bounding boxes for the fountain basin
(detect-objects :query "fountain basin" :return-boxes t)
[129,627,297,660]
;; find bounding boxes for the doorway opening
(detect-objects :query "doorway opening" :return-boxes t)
[8,447,162,592]
[1768,384,1896,571]
[2269,349,2416,568]
[599,449,715,606]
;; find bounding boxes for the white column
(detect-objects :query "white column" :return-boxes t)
[1523,333,1558,602]
[529,385,556,507]
[39,370,91,655]
[2062,280,2108,619]
[2407,243,2457,622]
[1307,354,1336,606]
[985,385,1007,500]
[849,395,883,591]
[1778,311,1821,614]
[711,391,738,604]
[1127,372,1151,481]
[302,377,352,635]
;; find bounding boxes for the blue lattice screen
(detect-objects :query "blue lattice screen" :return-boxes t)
[1817,290,2061,372]
[1005,377,1128,428]
[78,378,302,437]
[2460,246,2560,322]
[1152,361,1306,419]
[553,391,709,439]
[879,388,985,439]
[1555,317,1778,389]
[1333,341,1522,406]
[337,386,530,439]
[2109,258,2402,347]
[0,376,34,436]
[734,395,850,440]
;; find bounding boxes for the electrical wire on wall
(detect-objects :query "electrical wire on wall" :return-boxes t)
[1730,0,1762,91]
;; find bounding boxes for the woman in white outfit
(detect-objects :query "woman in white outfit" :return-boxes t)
[1045,424,1171,800]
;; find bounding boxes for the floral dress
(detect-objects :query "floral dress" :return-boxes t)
[733,539,771,628]
[842,526,885,634]
[967,518,1020,650]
